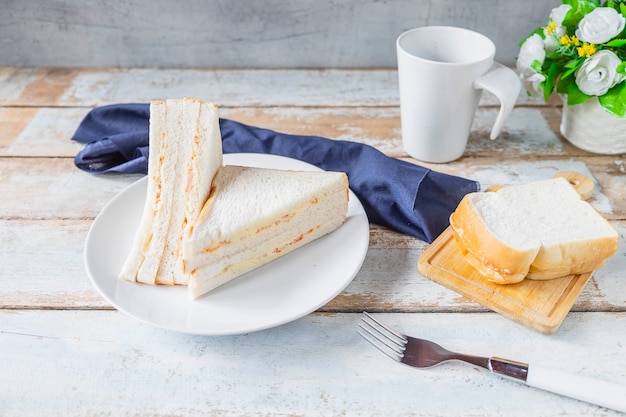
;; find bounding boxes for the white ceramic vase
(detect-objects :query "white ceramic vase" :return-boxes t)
[560,96,626,154]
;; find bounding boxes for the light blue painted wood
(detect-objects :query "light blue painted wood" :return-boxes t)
[2,310,625,416]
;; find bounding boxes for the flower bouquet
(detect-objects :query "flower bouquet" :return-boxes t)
[517,0,626,117]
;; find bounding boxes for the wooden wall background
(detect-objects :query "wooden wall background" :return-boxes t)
[1,0,552,68]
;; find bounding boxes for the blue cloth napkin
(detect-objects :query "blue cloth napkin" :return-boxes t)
[73,103,479,242]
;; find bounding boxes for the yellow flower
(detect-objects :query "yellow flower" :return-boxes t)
[546,21,558,36]
[577,43,597,58]
[559,35,581,47]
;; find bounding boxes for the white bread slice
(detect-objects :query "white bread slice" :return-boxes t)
[449,177,618,284]
[174,100,223,284]
[119,98,222,285]
[119,100,166,283]
[182,165,349,299]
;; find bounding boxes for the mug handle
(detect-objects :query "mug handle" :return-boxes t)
[473,62,521,140]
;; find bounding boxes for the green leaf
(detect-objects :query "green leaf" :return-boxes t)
[568,91,591,106]
[604,38,626,47]
[621,3,626,17]
[599,81,626,117]
[562,0,600,8]
[560,79,591,105]
[531,59,543,73]
[606,0,626,10]
[561,58,585,80]
[579,0,601,10]
[561,3,578,28]
[562,0,600,28]
[563,0,601,14]
[557,72,574,94]
[544,62,562,101]
[618,62,626,74]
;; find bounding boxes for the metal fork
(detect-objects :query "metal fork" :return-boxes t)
[358,312,626,413]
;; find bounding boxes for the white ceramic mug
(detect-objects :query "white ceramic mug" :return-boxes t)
[396,26,521,163]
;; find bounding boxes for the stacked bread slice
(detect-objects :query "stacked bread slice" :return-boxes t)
[449,177,618,284]
[119,98,349,299]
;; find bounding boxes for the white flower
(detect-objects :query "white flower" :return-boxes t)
[521,72,547,97]
[575,50,626,96]
[544,4,572,52]
[550,4,572,26]
[516,34,546,77]
[517,34,547,97]
[575,7,626,44]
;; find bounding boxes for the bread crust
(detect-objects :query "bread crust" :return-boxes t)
[526,236,617,280]
[450,194,538,284]
[449,185,618,284]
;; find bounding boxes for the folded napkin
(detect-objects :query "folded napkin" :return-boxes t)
[73,104,479,243]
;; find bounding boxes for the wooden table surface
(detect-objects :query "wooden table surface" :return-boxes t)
[1,67,625,416]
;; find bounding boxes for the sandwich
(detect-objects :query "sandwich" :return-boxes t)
[182,165,349,299]
[119,97,350,300]
[119,98,222,285]
[449,177,618,284]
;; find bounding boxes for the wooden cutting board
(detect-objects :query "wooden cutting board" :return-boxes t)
[418,227,593,334]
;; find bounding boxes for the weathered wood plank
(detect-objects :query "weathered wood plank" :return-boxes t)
[0,107,88,157]
[329,222,626,315]
[0,68,400,107]
[0,104,591,162]
[2,219,624,315]
[2,67,625,417]
[419,156,626,221]
[0,67,40,102]
[0,67,554,108]
[3,154,624,220]
[0,158,141,220]
[0,220,107,309]
[1,310,624,417]
[0,108,39,149]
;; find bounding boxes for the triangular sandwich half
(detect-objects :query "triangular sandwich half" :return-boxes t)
[182,165,349,299]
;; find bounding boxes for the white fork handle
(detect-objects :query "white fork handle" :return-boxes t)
[526,364,626,413]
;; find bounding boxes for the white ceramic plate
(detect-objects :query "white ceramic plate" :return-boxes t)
[85,153,369,335]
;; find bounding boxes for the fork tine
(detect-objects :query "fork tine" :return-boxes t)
[358,326,404,362]
[358,312,407,362]
[362,311,405,344]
